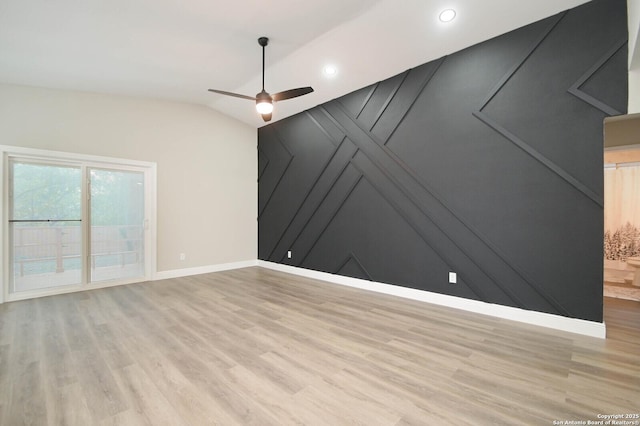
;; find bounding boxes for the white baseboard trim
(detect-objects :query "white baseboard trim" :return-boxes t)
[154,259,258,280]
[5,277,149,303]
[257,260,606,339]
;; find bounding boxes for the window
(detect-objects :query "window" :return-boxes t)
[1,146,156,301]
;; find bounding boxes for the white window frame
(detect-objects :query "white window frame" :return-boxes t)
[1,145,157,303]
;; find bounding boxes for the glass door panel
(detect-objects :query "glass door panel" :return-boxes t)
[10,161,82,292]
[89,168,145,283]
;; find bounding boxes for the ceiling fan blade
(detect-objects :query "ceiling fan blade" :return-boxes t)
[272,87,314,102]
[261,112,272,122]
[208,89,255,101]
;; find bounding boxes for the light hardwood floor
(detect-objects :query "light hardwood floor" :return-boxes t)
[1,267,638,425]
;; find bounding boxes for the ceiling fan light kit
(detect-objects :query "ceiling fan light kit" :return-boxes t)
[208,36,313,122]
[255,90,273,114]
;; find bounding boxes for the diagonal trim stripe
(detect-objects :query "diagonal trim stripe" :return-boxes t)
[272,64,438,266]
[257,126,295,220]
[299,174,364,266]
[370,70,411,132]
[479,13,565,110]
[324,102,533,307]
[567,38,627,116]
[257,147,270,181]
[336,252,373,280]
[305,111,343,148]
[385,59,445,145]
[269,133,351,261]
[473,110,603,207]
[268,111,357,262]
[346,158,486,300]
[325,100,581,315]
[355,85,377,120]
[475,10,606,207]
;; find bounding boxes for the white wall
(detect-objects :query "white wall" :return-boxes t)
[629,0,640,112]
[0,83,257,274]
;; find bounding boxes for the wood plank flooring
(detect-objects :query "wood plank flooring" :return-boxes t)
[1,267,638,425]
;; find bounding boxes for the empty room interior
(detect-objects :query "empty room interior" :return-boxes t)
[1,0,639,424]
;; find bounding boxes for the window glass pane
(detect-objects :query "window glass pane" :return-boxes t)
[12,162,81,220]
[10,162,82,292]
[90,168,145,283]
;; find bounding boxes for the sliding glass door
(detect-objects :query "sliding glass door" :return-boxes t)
[89,168,145,283]
[9,161,83,292]
[6,153,153,299]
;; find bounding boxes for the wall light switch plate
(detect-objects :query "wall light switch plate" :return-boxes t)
[449,272,457,284]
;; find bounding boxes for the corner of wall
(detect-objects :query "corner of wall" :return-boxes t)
[153,259,259,281]
[630,68,640,113]
[629,0,640,113]
[629,0,640,68]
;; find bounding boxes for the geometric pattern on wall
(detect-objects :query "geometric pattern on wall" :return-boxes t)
[258,0,628,322]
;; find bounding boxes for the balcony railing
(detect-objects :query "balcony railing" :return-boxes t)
[12,225,143,276]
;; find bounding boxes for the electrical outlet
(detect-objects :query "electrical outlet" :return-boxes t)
[449,272,457,284]
[287,250,292,259]
[180,253,186,261]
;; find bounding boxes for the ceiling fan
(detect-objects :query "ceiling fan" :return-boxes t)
[208,37,314,122]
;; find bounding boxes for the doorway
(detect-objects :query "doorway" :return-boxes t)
[603,146,640,302]
[2,146,156,301]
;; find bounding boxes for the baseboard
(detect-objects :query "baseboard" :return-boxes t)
[257,260,607,339]
[154,259,258,280]
[1,260,259,304]
[5,276,148,303]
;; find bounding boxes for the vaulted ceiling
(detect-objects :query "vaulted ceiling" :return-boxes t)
[0,0,603,127]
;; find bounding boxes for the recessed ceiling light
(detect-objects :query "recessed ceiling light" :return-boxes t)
[323,65,338,77]
[439,9,456,23]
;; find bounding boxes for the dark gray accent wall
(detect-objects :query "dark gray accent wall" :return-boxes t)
[258,0,628,322]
